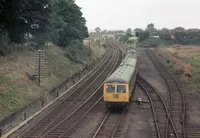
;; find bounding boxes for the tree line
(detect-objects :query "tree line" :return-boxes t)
[136,24,200,45]
[158,27,200,45]
[0,0,88,49]
[120,24,200,45]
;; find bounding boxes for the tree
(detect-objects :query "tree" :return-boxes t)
[172,27,187,44]
[134,28,143,37]
[135,29,149,41]
[102,29,107,34]
[95,27,101,33]
[0,0,89,48]
[126,28,132,34]
[0,0,52,44]
[146,23,155,34]
[159,28,172,40]
[51,0,88,48]
[134,28,143,33]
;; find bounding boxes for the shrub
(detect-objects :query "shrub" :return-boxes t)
[166,59,170,63]
[172,52,178,57]
[175,68,184,75]
[169,64,173,68]
[185,73,192,78]
[180,68,184,74]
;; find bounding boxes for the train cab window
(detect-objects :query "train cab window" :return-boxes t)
[106,85,115,93]
[117,85,126,93]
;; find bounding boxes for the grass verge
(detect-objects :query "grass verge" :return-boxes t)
[157,45,200,90]
[0,41,105,120]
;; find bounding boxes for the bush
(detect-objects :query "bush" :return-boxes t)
[166,59,170,63]
[180,68,184,74]
[175,68,184,75]
[64,41,91,65]
[185,73,192,78]
[169,64,173,68]
[0,31,10,55]
[172,52,178,57]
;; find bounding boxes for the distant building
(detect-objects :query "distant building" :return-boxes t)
[150,36,160,39]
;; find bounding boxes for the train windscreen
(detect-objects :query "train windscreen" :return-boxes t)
[117,85,126,93]
[106,85,115,93]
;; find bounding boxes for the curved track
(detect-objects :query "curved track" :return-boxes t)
[137,74,177,138]
[10,41,122,138]
[146,49,186,138]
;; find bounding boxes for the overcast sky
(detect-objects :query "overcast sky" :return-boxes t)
[75,0,200,31]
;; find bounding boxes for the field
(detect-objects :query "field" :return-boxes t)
[138,38,173,47]
[157,45,200,90]
[0,42,105,120]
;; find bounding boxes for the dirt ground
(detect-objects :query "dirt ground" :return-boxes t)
[137,48,168,98]
[119,48,169,138]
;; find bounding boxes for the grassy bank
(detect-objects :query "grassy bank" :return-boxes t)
[0,41,105,120]
[157,46,200,90]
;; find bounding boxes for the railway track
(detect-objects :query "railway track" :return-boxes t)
[10,47,111,137]
[137,74,177,138]
[10,41,122,138]
[92,109,126,138]
[146,49,186,138]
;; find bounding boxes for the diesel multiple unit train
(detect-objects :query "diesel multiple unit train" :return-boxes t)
[103,45,137,110]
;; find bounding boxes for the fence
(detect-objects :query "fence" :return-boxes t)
[0,43,49,56]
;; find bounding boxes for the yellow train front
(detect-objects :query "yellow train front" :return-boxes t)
[104,49,137,110]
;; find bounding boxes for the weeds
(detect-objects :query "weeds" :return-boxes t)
[0,40,105,119]
[0,76,29,118]
[175,68,184,75]
[158,46,200,90]
[185,73,192,78]
[166,59,170,63]
[169,64,173,68]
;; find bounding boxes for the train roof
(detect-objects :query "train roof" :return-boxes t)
[105,58,137,83]
[124,50,136,59]
[105,48,137,83]
[126,46,135,51]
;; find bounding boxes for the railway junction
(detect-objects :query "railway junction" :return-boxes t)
[2,40,200,138]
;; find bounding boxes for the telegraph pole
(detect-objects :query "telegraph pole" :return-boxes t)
[38,50,41,86]
[35,50,45,86]
[89,39,91,59]
[99,32,101,47]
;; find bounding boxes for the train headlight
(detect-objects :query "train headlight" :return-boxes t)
[137,97,143,105]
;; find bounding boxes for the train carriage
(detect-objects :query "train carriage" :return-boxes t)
[104,48,137,110]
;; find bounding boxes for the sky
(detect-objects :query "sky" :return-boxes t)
[75,0,200,31]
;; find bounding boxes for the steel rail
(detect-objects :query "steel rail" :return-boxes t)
[57,45,122,138]
[147,49,186,138]
[110,109,126,138]
[15,44,112,138]
[92,109,126,138]
[137,73,178,138]
[39,42,121,137]
[34,48,114,137]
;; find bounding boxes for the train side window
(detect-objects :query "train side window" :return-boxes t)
[106,85,115,93]
[117,85,126,93]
